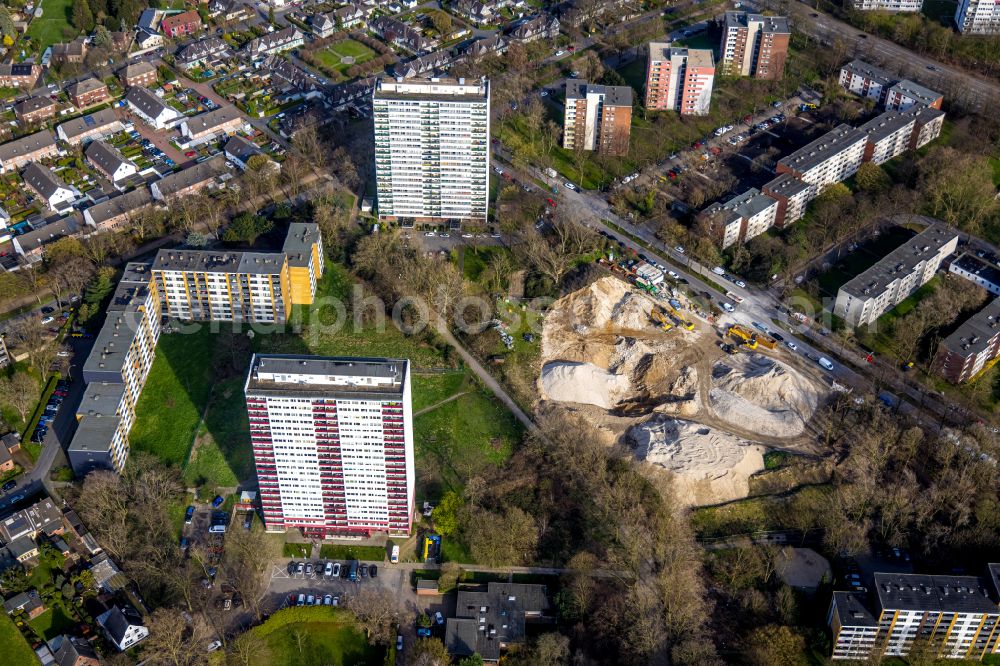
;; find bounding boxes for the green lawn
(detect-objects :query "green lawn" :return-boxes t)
[27,605,76,640]
[319,544,387,561]
[130,328,216,467]
[0,613,36,666]
[252,607,382,666]
[414,387,522,500]
[26,0,77,52]
[284,543,310,558]
[183,375,251,488]
[412,371,468,412]
[308,39,376,77]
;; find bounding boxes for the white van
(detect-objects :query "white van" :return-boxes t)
[712,266,726,276]
[818,357,834,371]
[390,544,400,564]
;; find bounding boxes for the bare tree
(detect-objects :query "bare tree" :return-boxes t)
[347,587,396,645]
[7,316,49,372]
[141,607,213,666]
[0,372,38,423]
[223,526,279,623]
[227,630,270,666]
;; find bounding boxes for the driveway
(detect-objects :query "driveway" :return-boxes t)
[119,108,189,165]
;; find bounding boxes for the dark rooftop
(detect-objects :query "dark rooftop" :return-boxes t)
[874,572,998,613]
[565,79,632,107]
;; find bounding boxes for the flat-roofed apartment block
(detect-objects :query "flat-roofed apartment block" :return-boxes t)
[955,0,1000,34]
[776,124,867,188]
[834,220,959,327]
[860,110,917,165]
[850,0,922,11]
[933,297,1000,383]
[904,106,946,149]
[828,592,879,660]
[885,79,943,111]
[949,252,1000,296]
[761,172,817,228]
[245,354,415,538]
[830,568,1000,660]
[152,250,292,323]
[563,80,633,156]
[839,60,895,103]
[282,222,325,305]
[373,77,490,225]
[70,263,162,474]
[701,188,778,248]
[720,12,790,80]
[644,42,714,116]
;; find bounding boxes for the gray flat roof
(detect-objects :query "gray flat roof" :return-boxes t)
[152,247,285,275]
[77,382,126,418]
[447,583,550,661]
[859,110,915,144]
[841,59,894,87]
[840,221,958,299]
[832,591,877,627]
[940,297,1000,357]
[66,414,120,455]
[704,188,776,221]
[724,10,790,33]
[763,172,813,197]
[282,222,320,267]
[889,79,941,106]
[778,124,867,174]
[82,310,146,378]
[374,77,489,103]
[875,572,998,613]
[246,354,407,397]
[565,79,632,107]
[951,252,1000,291]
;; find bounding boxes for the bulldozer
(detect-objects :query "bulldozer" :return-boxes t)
[663,304,695,331]
[650,308,673,332]
[727,324,758,350]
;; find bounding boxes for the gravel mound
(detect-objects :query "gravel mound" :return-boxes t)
[540,361,632,409]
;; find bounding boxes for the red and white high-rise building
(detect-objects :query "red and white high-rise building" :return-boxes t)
[245,354,414,538]
[644,42,715,116]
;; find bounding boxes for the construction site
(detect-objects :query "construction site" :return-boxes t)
[538,273,831,506]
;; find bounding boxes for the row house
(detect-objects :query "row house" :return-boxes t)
[330,77,375,110]
[66,77,110,109]
[176,37,233,70]
[223,135,264,171]
[371,16,428,52]
[150,155,227,200]
[463,33,507,60]
[14,96,57,125]
[119,61,158,88]
[0,63,41,89]
[310,12,338,37]
[161,10,202,38]
[22,162,76,212]
[849,0,923,11]
[125,86,182,129]
[83,187,153,232]
[263,55,323,97]
[701,188,779,248]
[12,215,80,261]
[179,105,246,145]
[0,130,61,172]
[56,108,123,145]
[334,4,367,29]
[507,14,560,41]
[393,50,454,79]
[244,27,304,58]
[85,140,138,184]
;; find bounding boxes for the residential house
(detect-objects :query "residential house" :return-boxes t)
[22,163,76,212]
[243,27,304,58]
[51,38,87,65]
[53,636,101,666]
[3,590,45,618]
[507,14,560,41]
[311,12,338,37]
[56,108,123,145]
[329,77,375,110]
[0,446,13,472]
[370,16,428,52]
[179,106,245,145]
[110,30,134,53]
[83,187,153,232]
[161,10,202,38]
[701,188,779,248]
[66,78,110,109]
[88,552,128,593]
[6,535,39,562]
[453,0,497,23]
[838,59,894,103]
[14,96,58,125]
[11,216,80,260]
[933,297,1000,383]
[0,63,41,89]
[263,56,323,99]
[97,606,149,652]
[137,8,162,32]
[334,4,366,29]
[445,583,550,663]
[761,172,816,228]
[125,87,182,129]
[176,37,233,70]
[224,135,264,170]
[0,130,60,173]
[85,141,138,184]
[393,50,454,78]
[135,30,164,52]
[150,155,227,200]
[119,61,158,88]
[464,33,507,59]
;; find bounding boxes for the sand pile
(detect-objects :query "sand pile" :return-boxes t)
[626,416,765,506]
[540,361,632,409]
[709,354,819,438]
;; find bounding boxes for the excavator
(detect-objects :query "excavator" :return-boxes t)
[650,309,673,332]
[663,304,695,331]
[727,324,759,350]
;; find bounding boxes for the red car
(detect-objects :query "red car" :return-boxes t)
[568,45,576,52]
[546,198,556,207]
[185,151,196,157]
[692,141,702,149]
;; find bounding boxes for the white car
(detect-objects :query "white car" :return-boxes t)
[818,357,834,371]
[675,245,685,254]
[461,233,474,238]
[493,166,503,175]
[564,182,577,191]
[734,279,746,288]
[712,266,726,276]
[554,50,565,56]
[668,270,680,279]
[540,90,548,97]
[440,233,450,238]
[785,341,798,351]
[721,302,735,313]
[656,263,665,270]
[56,350,71,357]
[397,635,404,651]
[206,641,222,653]
[41,316,55,324]
[424,231,436,237]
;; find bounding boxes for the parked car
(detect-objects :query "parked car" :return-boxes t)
[818,357,834,371]
[306,595,314,605]
[397,635,403,651]
[417,627,432,637]
[324,561,334,577]
[296,562,304,576]
[304,562,313,576]
[360,564,369,578]
[332,562,342,577]
[435,611,444,625]
[185,506,195,524]
[721,302,735,313]
[2,480,17,492]
[370,564,378,578]
[712,266,726,276]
